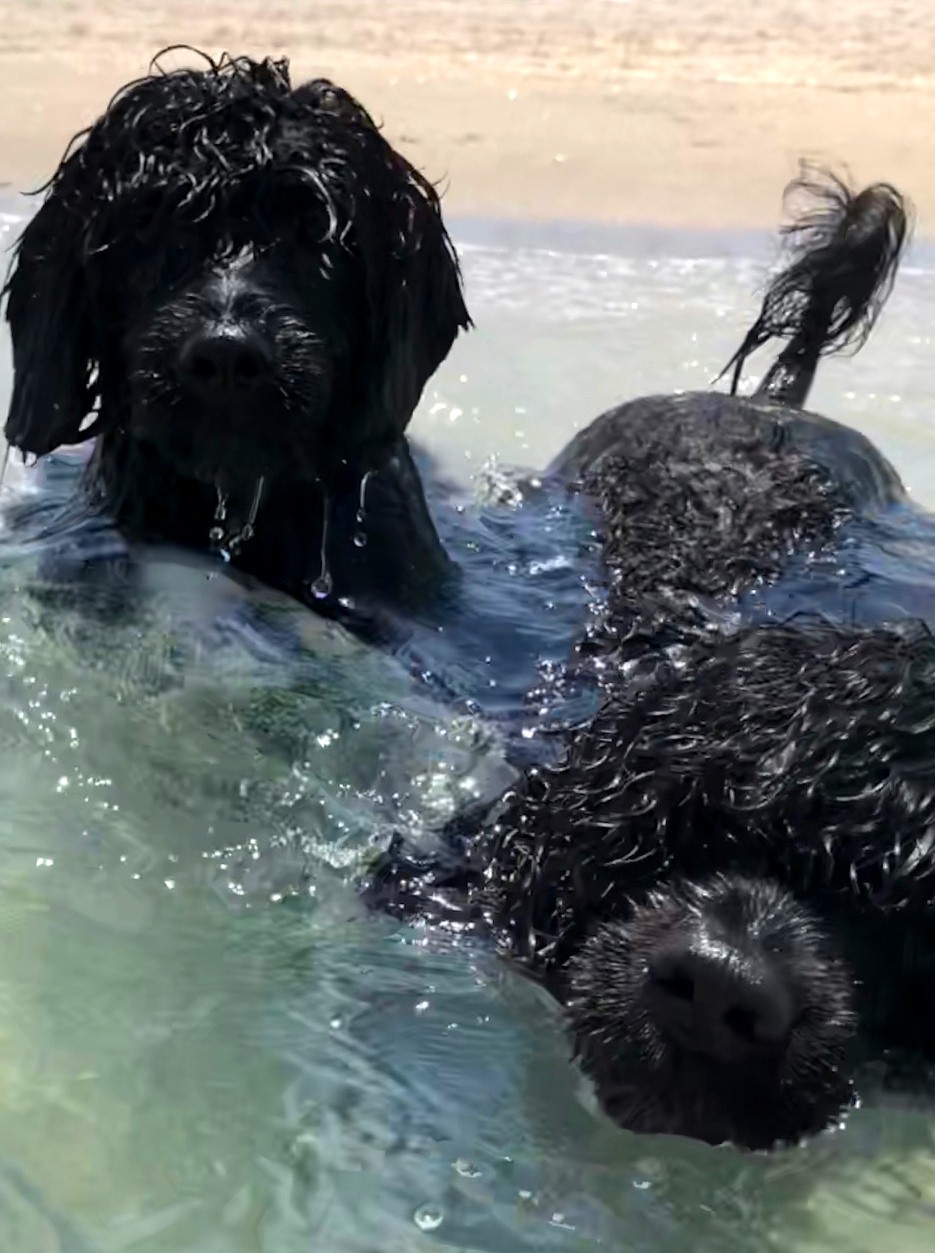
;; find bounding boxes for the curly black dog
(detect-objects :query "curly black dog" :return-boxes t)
[540,165,911,664]
[378,617,935,1151]
[2,50,469,625]
[365,172,935,1150]
[369,617,935,1151]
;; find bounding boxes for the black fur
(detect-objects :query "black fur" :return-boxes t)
[567,876,856,1151]
[3,50,470,622]
[364,172,929,1150]
[720,162,907,406]
[370,620,935,1148]
[548,168,911,662]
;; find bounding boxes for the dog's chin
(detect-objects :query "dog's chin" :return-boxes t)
[130,403,313,491]
[588,1044,852,1150]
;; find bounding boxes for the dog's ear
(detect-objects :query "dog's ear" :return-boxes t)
[359,174,472,457]
[292,81,472,465]
[4,190,99,456]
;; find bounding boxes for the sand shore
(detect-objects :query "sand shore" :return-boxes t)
[2,0,935,233]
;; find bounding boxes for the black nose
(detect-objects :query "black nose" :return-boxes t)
[178,330,272,401]
[646,941,795,1063]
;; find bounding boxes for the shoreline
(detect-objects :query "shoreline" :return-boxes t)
[2,1,935,233]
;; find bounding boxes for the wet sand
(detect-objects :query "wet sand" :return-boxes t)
[1,0,934,231]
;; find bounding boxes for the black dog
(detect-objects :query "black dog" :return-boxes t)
[3,50,469,627]
[375,617,935,1151]
[539,166,911,665]
[365,172,935,1150]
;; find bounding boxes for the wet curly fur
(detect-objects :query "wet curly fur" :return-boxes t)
[3,49,470,623]
[549,166,910,661]
[485,622,935,968]
[372,620,935,1147]
[567,395,895,660]
[365,171,924,1149]
[500,621,935,1146]
[720,164,907,404]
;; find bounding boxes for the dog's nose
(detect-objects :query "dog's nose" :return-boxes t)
[178,330,273,401]
[646,940,795,1063]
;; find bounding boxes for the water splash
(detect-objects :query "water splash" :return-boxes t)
[413,1205,444,1233]
[0,443,10,497]
[309,492,333,599]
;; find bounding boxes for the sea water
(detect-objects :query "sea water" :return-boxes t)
[2,198,935,1251]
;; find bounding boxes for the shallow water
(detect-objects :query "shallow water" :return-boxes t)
[3,198,935,1251]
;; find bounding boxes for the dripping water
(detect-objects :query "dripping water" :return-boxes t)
[207,479,264,562]
[209,488,230,561]
[310,492,333,599]
[353,470,372,549]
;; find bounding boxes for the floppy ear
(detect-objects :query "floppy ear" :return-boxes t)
[360,177,472,456]
[4,190,99,456]
[292,80,472,466]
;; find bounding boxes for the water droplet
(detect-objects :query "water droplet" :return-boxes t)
[311,493,334,598]
[550,1212,575,1230]
[413,1205,444,1232]
[353,531,367,548]
[310,572,333,599]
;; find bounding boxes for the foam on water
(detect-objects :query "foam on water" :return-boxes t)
[2,196,935,1250]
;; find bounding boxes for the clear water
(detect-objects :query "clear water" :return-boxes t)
[3,199,935,1251]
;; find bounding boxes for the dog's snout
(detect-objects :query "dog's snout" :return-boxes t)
[178,329,273,402]
[646,940,795,1063]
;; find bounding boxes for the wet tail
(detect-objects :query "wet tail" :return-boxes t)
[719,164,910,408]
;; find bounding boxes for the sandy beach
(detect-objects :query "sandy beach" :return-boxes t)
[1,0,935,232]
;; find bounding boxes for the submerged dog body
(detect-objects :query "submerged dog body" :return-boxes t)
[3,52,470,626]
[458,617,935,1150]
[540,168,911,664]
[367,173,935,1149]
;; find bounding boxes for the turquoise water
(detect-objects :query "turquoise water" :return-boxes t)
[3,200,935,1250]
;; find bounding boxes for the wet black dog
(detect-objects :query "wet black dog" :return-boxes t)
[365,173,935,1150]
[538,166,911,664]
[3,50,469,625]
[375,617,935,1151]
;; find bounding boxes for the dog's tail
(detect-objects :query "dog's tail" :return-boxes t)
[719,164,910,409]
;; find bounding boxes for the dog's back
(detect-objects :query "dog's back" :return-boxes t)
[543,169,912,655]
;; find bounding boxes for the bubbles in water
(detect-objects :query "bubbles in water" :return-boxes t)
[454,1158,482,1179]
[413,1205,444,1232]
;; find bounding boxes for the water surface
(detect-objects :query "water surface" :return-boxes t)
[2,199,935,1251]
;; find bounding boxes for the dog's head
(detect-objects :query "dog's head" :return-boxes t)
[565,874,857,1150]
[4,51,470,491]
